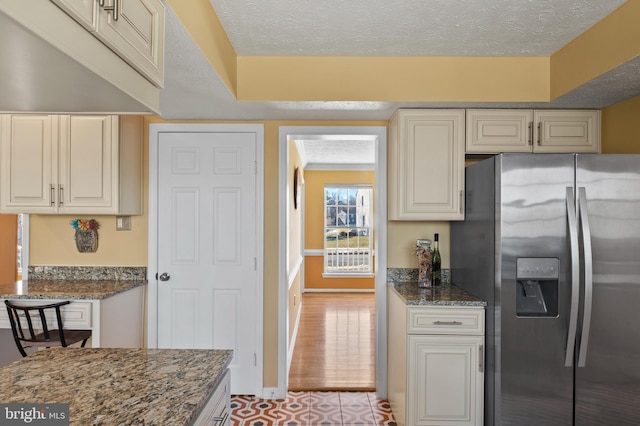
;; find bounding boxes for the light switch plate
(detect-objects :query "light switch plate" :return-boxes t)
[116,216,132,231]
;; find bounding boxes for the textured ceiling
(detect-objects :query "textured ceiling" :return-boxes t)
[210,0,625,56]
[297,138,377,168]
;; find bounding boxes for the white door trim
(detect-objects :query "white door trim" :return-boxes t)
[277,126,388,399]
[148,123,265,393]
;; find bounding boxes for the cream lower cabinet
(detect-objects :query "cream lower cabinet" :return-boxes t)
[466,109,600,154]
[388,109,465,221]
[388,289,485,426]
[50,0,165,87]
[193,369,231,426]
[0,114,142,215]
[0,285,145,349]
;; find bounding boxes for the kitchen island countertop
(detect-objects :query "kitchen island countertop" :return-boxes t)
[0,279,145,300]
[389,281,486,307]
[0,348,233,425]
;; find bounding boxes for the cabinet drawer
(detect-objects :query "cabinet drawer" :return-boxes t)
[194,369,230,426]
[407,307,484,335]
[0,300,92,329]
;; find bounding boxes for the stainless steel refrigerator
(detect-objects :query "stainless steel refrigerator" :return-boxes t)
[451,153,640,426]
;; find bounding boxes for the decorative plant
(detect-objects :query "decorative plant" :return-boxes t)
[70,219,100,231]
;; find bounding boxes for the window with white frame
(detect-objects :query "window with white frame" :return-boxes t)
[324,185,372,274]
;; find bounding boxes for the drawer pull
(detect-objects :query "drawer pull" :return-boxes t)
[433,320,463,325]
[213,412,229,425]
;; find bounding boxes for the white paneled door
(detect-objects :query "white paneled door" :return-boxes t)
[156,131,258,395]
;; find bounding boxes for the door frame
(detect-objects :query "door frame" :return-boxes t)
[278,126,388,398]
[148,123,265,393]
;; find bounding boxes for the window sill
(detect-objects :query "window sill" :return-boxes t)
[322,273,375,278]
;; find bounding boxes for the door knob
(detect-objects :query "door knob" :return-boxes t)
[159,272,171,281]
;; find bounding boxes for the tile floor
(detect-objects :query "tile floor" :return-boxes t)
[231,391,397,426]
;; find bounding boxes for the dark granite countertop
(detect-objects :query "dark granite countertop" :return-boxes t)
[0,348,233,425]
[389,281,486,307]
[0,279,146,300]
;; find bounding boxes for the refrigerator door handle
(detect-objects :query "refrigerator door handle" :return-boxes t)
[578,187,594,367]
[565,187,580,367]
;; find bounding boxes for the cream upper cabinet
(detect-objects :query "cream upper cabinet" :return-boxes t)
[466,109,600,154]
[51,0,165,87]
[388,109,465,221]
[466,109,534,153]
[50,0,100,31]
[0,114,143,215]
[534,110,600,153]
[0,115,58,211]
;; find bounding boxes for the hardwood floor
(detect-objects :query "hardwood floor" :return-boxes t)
[288,292,376,391]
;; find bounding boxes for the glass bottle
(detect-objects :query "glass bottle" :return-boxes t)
[432,233,441,286]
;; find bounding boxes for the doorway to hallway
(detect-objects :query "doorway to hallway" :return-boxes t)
[278,125,387,398]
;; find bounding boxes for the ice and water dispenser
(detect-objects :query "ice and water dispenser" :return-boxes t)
[516,258,559,317]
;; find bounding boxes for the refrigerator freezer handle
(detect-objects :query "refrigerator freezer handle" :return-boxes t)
[565,187,580,367]
[578,187,594,367]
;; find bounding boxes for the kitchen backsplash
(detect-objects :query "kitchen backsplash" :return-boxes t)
[28,266,147,281]
[387,268,450,284]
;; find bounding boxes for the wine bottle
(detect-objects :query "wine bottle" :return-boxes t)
[432,233,442,286]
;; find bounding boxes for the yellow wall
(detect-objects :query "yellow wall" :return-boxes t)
[303,170,375,290]
[287,141,303,346]
[387,221,451,269]
[601,94,640,154]
[304,256,375,290]
[237,56,550,102]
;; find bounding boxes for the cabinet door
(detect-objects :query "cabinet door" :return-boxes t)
[58,115,118,213]
[50,0,100,32]
[0,115,58,213]
[408,335,483,426]
[389,110,465,221]
[466,109,533,153]
[97,0,165,87]
[533,110,600,153]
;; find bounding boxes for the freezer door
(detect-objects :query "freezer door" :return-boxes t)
[575,155,640,426]
[497,154,575,425]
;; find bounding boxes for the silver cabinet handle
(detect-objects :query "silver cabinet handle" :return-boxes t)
[103,0,119,21]
[565,187,579,367]
[459,190,464,214]
[479,344,484,373]
[99,0,105,6]
[537,122,542,146]
[577,187,593,368]
[528,122,533,146]
[50,185,56,206]
[213,412,229,425]
[59,185,64,206]
[433,321,462,325]
[159,272,170,281]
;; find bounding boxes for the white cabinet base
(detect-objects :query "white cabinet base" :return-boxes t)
[409,335,483,426]
[193,369,231,426]
[388,288,485,426]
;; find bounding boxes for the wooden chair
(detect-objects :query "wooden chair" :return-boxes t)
[4,300,92,357]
